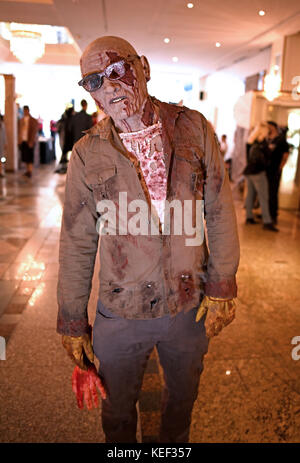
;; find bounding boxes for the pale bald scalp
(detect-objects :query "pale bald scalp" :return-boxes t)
[80,36,139,76]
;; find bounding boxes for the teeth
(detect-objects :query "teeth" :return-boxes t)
[112,97,125,103]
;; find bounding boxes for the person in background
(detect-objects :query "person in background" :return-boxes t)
[266,121,290,225]
[70,99,93,144]
[18,105,39,178]
[0,114,7,178]
[50,119,58,158]
[37,116,44,136]
[243,122,278,231]
[219,134,228,158]
[220,134,232,181]
[16,103,23,121]
[55,106,75,174]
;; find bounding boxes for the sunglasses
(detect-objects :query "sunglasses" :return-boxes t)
[78,55,140,92]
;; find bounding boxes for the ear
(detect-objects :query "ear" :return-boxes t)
[140,55,151,82]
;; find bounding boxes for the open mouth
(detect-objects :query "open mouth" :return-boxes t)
[110,96,127,104]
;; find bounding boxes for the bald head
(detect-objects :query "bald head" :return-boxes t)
[80,36,139,77]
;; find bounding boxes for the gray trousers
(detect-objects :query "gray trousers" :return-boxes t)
[92,301,209,443]
[245,171,272,224]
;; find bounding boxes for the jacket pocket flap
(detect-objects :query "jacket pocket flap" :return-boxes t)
[86,166,117,186]
[175,145,204,164]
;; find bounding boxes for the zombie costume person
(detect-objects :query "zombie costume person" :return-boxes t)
[57,36,240,443]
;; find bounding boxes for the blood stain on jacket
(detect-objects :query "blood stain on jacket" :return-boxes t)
[178,272,195,305]
[111,242,128,280]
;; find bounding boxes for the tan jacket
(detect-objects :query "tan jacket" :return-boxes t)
[57,98,240,336]
[18,115,38,147]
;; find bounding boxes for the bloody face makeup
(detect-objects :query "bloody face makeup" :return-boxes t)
[80,36,153,132]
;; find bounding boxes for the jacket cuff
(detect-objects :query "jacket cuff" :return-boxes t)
[57,316,89,336]
[204,277,237,299]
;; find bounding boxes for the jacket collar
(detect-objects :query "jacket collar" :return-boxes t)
[84,97,185,140]
[84,116,112,139]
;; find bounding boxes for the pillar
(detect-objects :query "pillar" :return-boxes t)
[3,74,18,172]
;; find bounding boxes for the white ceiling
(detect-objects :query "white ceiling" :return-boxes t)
[0,0,300,75]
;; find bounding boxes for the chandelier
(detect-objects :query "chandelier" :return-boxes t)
[10,29,45,64]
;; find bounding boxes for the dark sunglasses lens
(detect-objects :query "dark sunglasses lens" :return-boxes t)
[106,61,126,80]
[84,74,103,92]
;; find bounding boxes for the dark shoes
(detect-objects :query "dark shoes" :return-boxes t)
[246,218,258,224]
[263,223,279,232]
[54,164,68,174]
[246,218,279,231]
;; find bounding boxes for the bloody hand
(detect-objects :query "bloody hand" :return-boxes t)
[72,364,107,410]
[196,295,236,338]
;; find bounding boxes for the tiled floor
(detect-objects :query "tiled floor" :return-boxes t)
[0,164,300,443]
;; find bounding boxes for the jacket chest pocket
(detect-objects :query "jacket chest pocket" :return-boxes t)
[174,147,206,197]
[86,166,118,201]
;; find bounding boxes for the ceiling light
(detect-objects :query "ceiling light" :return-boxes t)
[164,37,170,44]
[187,3,194,8]
[172,56,178,62]
[259,10,266,16]
[215,42,221,48]
[10,29,45,64]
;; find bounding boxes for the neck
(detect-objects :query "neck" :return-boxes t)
[116,96,159,133]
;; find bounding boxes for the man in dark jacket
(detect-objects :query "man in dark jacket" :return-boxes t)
[266,121,290,224]
[55,106,75,174]
[57,36,240,443]
[71,99,93,144]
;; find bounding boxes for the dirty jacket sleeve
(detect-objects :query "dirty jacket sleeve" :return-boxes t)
[202,117,240,299]
[57,141,99,336]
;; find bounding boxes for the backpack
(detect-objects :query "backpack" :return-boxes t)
[243,140,269,175]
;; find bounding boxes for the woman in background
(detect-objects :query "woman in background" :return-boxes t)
[243,122,278,232]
